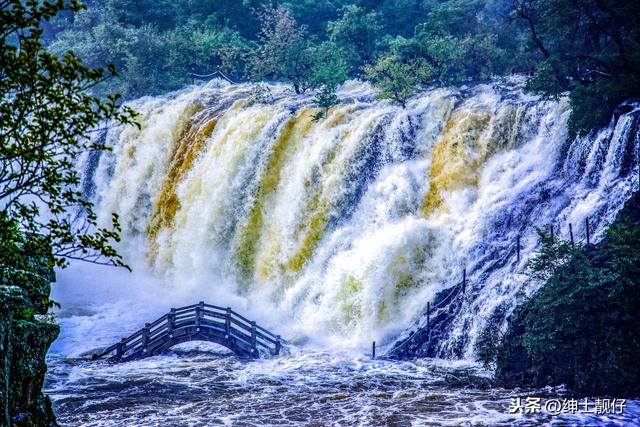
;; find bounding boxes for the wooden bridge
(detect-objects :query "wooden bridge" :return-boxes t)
[92,303,285,361]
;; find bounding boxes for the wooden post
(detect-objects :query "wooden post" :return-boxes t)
[569,223,574,246]
[585,217,591,245]
[516,235,521,262]
[225,307,231,336]
[116,338,125,359]
[251,321,257,352]
[275,335,281,356]
[142,323,150,352]
[195,302,203,330]
[462,268,466,294]
[168,308,175,336]
[372,341,376,359]
[427,302,430,328]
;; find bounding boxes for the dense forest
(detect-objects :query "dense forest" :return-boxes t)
[45,0,640,135]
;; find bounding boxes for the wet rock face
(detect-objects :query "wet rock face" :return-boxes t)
[1,270,59,426]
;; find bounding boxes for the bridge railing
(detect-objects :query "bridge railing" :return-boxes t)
[92,302,285,361]
[385,212,629,358]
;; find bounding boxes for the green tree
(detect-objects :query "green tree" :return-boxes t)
[41,0,639,136]
[401,0,505,85]
[312,83,340,122]
[48,5,174,98]
[496,214,640,395]
[165,24,252,85]
[281,0,347,34]
[371,0,427,37]
[249,5,314,94]
[307,41,350,89]
[327,5,382,74]
[0,0,137,273]
[365,0,507,105]
[364,53,432,107]
[513,0,640,135]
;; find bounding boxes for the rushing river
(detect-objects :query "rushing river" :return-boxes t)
[45,346,640,426]
[44,78,640,426]
[45,347,640,426]
[44,277,640,426]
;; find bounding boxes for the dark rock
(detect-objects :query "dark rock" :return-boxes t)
[1,249,59,426]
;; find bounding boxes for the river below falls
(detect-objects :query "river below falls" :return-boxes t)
[43,293,640,427]
[44,345,640,426]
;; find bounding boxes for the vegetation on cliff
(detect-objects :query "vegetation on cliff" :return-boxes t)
[45,0,640,135]
[1,1,135,424]
[492,192,640,396]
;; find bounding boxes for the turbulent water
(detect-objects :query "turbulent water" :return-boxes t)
[45,343,640,426]
[45,77,640,425]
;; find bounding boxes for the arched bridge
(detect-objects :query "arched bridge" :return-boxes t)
[92,303,285,361]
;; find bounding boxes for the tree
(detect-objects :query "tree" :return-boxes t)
[512,0,640,135]
[165,24,252,87]
[496,214,640,395]
[327,5,382,74]
[307,40,350,89]
[40,0,639,136]
[312,83,340,121]
[364,53,432,107]
[0,0,137,272]
[404,0,505,86]
[365,0,508,104]
[249,5,314,94]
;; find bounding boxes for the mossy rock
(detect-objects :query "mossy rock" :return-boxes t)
[1,250,59,426]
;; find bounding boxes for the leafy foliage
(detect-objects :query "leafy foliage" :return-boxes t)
[514,0,640,135]
[1,0,137,273]
[45,0,640,132]
[0,213,54,314]
[249,5,315,94]
[364,53,429,107]
[312,84,340,122]
[475,328,504,369]
[327,5,382,74]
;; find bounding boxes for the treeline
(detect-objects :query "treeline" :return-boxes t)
[46,0,640,135]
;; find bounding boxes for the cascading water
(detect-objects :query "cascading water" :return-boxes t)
[45,78,640,426]
[84,78,638,354]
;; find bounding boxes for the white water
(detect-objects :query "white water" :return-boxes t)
[44,345,640,426]
[52,77,639,357]
[46,77,640,426]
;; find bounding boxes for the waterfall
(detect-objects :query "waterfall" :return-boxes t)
[85,77,639,356]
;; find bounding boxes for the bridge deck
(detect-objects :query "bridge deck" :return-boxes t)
[92,303,285,361]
